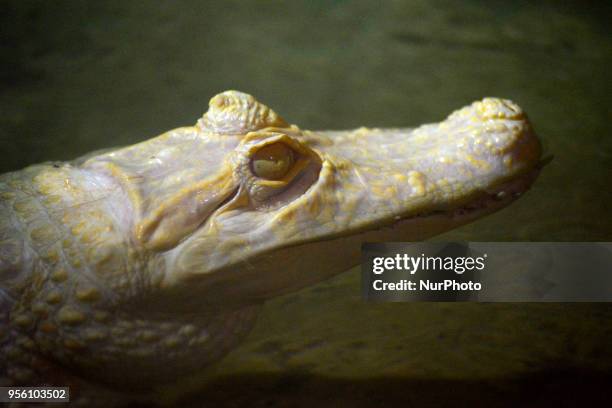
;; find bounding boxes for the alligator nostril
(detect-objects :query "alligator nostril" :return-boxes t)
[476,98,525,120]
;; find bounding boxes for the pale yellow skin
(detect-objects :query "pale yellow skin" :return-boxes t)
[0,91,542,406]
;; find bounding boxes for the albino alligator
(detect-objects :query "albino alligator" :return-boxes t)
[0,91,542,406]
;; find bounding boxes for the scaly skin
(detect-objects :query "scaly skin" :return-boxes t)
[0,91,542,406]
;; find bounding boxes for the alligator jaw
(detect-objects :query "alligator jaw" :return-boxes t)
[150,164,542,310]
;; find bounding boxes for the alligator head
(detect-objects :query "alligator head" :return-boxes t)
[83,90,541,305]
[1,90,542,397]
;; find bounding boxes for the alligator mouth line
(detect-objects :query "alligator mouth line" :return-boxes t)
[412,156,551,222]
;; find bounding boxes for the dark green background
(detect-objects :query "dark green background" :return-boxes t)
[1,1,611,406]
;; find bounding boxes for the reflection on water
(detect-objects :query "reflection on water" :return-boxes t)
[1,0,611,406]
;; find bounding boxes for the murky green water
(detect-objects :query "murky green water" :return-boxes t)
[2,1,611,406]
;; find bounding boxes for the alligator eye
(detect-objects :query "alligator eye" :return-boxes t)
[251,142,295,180]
